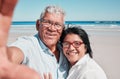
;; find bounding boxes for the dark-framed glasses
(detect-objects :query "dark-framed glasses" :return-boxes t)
[62,41,83,48]
[40,18,64,30]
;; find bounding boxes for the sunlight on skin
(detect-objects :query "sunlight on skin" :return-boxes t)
[0,0,18,64]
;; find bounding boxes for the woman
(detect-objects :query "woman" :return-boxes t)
[60,27,107,79]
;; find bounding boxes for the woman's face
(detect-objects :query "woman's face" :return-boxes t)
[62,33,87,66]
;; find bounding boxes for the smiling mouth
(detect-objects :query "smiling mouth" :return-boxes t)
[66,52,77,56]
[46,31,57,36]
[47,33,55,36]
[45,32,57,39]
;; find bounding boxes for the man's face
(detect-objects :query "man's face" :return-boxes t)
[38,12,64,48]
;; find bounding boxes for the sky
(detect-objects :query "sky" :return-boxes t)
[13,0,120,21]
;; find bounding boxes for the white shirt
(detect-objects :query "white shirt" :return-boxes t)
[9,34,69,79]
[67,54,107,79]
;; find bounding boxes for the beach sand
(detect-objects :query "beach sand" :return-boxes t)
[8,25,120,79]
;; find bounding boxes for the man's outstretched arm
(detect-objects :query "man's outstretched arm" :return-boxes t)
[0,0,41,79]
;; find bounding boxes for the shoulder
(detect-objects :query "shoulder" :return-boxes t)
[80,58,107,79]
[8,34,40,53]
[17,35,38,42]
[80,69,107,79]
[10,34,38,45]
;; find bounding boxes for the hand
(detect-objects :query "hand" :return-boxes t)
[0,0,41,79]
[0,0,18,68]
[0,0,18,47]
[0,0,18,16]
[44,73,53,79]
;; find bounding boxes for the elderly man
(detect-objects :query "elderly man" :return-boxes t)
[7,5,69,79]
[3,1,69,79]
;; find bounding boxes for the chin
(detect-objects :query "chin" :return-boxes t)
[46,41,57,46]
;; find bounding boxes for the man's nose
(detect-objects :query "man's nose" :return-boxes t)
[48,23,56,31]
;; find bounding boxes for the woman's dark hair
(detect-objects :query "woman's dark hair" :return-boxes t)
[60,26,93,58]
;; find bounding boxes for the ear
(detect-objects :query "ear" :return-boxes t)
[36,19,40,31]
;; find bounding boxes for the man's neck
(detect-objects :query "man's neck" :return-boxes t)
[49,46,60,63]
[54,49,60,63]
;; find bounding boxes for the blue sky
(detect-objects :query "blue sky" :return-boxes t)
[13,0,120,21]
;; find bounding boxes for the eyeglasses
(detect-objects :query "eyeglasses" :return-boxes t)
[62,41,83,48]
[40,18,64,30]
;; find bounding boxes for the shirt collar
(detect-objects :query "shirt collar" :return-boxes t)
[72,54,90,67]
[35,33,62,56]
[35,34,48,51]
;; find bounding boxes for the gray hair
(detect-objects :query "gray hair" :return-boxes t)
[40,5,65,19]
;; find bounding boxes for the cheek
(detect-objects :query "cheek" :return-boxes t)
[57,29,63,35]
[63,48,67,54]
[55,29,63,40]
[38,27,46,38]
[77,45,86,55]
[39,26,47,33]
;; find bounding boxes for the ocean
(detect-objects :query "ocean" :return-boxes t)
[12,21,120,26]
[11,21,120,36]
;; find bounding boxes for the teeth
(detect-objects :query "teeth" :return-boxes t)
[67,52,76,56]
[46,33,56,36]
